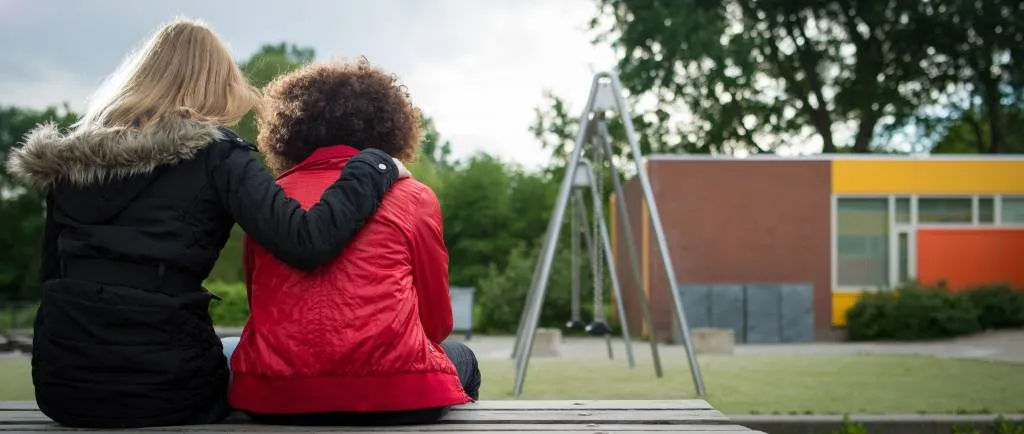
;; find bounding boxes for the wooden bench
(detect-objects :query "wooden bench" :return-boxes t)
[1,400,763,433]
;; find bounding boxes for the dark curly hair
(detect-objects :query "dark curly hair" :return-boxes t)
[256,58,421,174]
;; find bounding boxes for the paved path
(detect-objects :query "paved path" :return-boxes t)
[9,327,1022,364]
[445,330,1024,364]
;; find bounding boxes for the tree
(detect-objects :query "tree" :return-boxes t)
[418,116,455,169]
[0,105,79,300]
[932,105,1024,154]
[916,0,1023,153]
[581,0,936,154]
[439,154,518,287]
[233,43,317,143]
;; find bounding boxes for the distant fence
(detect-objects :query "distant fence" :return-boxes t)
[673,283,815,344]
[450,287,475,340]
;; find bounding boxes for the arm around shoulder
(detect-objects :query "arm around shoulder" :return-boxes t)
[208,138,398,271]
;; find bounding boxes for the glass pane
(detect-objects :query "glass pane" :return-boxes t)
[898,232,909,284]
[895,197,910,224]
[836,198,889,289]
[978,197,994,224]
[1003,196,1024,224]
[918,198,972,223]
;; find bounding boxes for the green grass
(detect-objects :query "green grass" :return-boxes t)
[478,355,1024,414]
[2,354,1024,414]
[0,357,32,401]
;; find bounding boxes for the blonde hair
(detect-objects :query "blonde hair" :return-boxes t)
[77,17,260,129]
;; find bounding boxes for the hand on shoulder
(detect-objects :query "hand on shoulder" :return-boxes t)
[394,158,412,179]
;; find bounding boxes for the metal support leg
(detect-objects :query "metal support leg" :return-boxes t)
[596,121,663,378]
[512,77,601,398]
[606,73,706,397]
[575,189,636,368]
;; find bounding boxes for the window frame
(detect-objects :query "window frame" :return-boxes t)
[832,195,892,292]
[832,193,1021,295]
[915,195,975,226]
[998,195,1024,226]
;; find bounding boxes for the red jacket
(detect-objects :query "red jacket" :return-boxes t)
[227,145,471,414]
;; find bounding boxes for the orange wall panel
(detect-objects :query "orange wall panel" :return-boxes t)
[917,229,1024,290]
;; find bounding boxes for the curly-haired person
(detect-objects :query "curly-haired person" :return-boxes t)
[223,59,480,426]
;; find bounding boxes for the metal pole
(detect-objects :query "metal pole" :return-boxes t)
[512,77,602,398]
[605,72,706,397]
[575,187,636,368]
[512,139,585,398]
[512,123,598,360]
[570,192,581,325]
[511,198,560,359]
[595,120,663,378]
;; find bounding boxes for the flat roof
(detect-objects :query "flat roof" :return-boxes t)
[646,154,1024,162]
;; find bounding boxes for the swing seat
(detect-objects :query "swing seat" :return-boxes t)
[585,320,613,336]
[564,319,586,330]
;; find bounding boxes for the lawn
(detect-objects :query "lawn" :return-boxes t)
[2,354,1023,414]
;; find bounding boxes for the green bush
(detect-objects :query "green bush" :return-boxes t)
[0,303,37,331]
[846,283,981,341]
[474,242,615,334]
[846,281,1024,341]
[964,284,1024,330]
[205,281,250,327]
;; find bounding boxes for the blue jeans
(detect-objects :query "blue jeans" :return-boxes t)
[221,336,240,372]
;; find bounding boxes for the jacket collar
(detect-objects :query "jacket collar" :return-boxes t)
[277,145,361,180]
[5,116,223,189]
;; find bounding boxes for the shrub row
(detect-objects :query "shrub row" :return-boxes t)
[845,282,1024,341]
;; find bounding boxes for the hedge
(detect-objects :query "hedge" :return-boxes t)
[846,282,1024,341]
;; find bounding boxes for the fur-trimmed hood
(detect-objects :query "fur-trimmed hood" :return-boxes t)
[5,116,225,189]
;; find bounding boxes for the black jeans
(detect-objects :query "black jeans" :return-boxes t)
[246,340,481,426]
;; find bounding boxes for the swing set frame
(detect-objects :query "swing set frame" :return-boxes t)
[509,71,707,399]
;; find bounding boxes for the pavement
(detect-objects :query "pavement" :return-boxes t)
[441,329,1024,364]
[7,327,1023,364]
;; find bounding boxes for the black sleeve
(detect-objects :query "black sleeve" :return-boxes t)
[40,191,61,282]
[209,143,398,271]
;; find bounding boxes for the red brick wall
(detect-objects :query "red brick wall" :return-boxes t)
[613,159,833,340]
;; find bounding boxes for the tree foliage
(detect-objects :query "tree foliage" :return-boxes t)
[531,0,1024,156]
[0,105,78,300]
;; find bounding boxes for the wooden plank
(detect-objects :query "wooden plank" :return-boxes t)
[0,409,730,425]
[452,400,714,410]
[0,400,715,411]
[0,423,759,432]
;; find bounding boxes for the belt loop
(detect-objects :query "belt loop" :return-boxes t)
[59,254,66,278]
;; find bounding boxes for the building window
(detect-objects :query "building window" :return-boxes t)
[978,197,995,224]
[836,198,889,289]
[1003,196,1024,224]
[918,197,973,224]
[895,197,911,224]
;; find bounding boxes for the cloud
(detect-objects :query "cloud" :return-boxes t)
[0,0,615,168]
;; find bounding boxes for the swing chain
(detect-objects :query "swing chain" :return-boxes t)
[592,144,605,322]
[569,188,581,323]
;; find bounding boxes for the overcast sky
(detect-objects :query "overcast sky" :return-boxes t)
[0,0,617,168]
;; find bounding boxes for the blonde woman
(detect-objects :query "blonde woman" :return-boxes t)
[4,18,408,428]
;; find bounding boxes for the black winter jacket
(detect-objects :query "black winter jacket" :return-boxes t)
[4,117,398,428]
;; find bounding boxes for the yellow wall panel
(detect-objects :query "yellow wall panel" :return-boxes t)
[832,159,1024,194]
[832,292,863,326]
